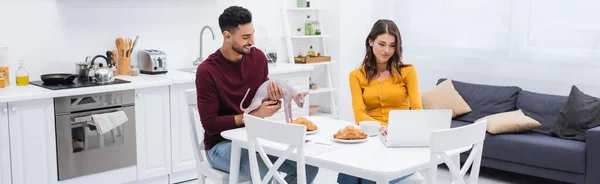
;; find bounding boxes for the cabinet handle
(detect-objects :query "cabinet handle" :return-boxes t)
[10,107,16,112]
[2,108,6,114]
[136,94,141,98]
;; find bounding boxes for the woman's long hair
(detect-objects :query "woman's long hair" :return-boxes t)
[361,19,404,84]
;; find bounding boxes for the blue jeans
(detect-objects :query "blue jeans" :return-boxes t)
[337,172,413,184]
[206,140,319,184]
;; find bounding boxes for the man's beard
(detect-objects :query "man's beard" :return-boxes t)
[232,44,252,55]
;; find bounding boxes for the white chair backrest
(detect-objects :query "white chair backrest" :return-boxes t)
[428,119,488,184]
[244,114,307,184]
[185,89,205,162]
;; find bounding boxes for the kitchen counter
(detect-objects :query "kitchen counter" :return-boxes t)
[0,63,314,103]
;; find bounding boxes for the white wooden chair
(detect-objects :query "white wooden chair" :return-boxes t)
[428,119,488,184]
[185,89,250,184]
[244,113,308,184]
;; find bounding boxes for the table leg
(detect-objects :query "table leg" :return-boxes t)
[229,141,242,184]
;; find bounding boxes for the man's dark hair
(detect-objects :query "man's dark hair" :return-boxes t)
[218,6,252,34]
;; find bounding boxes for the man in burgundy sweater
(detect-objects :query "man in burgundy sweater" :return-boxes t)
[195,6,319,184]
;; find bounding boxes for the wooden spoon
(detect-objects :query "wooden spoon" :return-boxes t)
[115,38,123,57]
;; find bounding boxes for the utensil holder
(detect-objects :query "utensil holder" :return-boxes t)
[118,57,131,75]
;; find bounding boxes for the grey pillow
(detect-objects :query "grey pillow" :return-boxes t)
[551,85,600,141]
[516,90,568,135]
[437,78,522,122]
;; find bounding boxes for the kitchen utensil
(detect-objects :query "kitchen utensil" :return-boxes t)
[130,36,139,57]
[41,73,78,85]
[115,38,123,57]
[75,61,90,80]
[89,55,116,84]
[106,51,113,67]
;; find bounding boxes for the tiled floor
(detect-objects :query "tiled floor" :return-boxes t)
[179,165,570,184]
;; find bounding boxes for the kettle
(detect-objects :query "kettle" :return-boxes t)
[89,55,116,84]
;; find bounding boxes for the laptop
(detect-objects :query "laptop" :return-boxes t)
[379,109,452,147]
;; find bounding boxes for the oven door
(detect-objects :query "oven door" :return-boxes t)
[55,105,136,181]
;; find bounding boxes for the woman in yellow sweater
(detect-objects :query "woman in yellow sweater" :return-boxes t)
[338,19,422,184]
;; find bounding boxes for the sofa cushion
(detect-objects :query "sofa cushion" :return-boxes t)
[483,131,586,174]
[437,79,522,122]
[552,85,600,141]
[421,79,472,118]
[476,109,541,135]
[451,120,471,128]
[516,90,568,136]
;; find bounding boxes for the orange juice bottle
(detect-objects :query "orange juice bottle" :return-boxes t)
[0,66,8,86]
[15,60,29,86]
[0,72,5,88]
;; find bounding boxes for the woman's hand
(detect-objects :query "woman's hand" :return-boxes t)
[380,126,388,136]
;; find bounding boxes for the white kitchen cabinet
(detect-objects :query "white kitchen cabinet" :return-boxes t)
[168,83,198,183]
[0,103,11,184]
[135,86,172,182]
[8,98,57,184]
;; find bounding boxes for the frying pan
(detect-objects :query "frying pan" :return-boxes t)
[41,73,78,85]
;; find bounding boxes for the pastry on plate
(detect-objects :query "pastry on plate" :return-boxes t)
[291,117,318,131]
[334,125,368,140]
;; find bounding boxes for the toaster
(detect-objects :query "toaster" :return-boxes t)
[137,49,168,74]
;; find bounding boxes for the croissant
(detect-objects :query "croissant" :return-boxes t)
[291,117,318,131]
[334,125,368,140]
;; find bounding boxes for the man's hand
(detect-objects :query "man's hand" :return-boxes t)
[267,81,283,101]
[249,100,281,118]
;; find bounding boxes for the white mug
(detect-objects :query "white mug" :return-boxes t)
[359,121,381,136]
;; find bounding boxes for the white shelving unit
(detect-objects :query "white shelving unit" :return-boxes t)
[281,0,338,119]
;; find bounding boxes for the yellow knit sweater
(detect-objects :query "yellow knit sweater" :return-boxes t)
[349,65,423,126]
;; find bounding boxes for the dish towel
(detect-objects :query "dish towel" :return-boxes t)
[90,111,129,135]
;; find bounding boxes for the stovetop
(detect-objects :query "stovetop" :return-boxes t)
[29,78,131,90]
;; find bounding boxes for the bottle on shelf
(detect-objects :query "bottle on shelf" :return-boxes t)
[305,15,313,36]
[297,0,306,8]
[307,45,316,57]
[15,59,29,86]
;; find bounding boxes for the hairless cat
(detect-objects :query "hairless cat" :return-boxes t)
[240,78,309,123]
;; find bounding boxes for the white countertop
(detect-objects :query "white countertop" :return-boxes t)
[0,63,314,103]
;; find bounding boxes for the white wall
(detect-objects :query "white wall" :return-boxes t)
[0,0,225,82]
[394,0,600,97]
[336,0,600,123]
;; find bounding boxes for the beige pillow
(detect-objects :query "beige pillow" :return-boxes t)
[421,79,472,118]
[476,109,541,134]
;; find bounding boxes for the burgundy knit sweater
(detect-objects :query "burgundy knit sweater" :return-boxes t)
[195,47,269,150]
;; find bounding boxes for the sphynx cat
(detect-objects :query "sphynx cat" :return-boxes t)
[240,78,309,123]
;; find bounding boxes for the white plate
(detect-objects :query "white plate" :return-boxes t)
[332,137,368,143]
[306,129,319,135]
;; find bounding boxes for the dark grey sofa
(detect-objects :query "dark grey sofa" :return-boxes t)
[437,79,600,184]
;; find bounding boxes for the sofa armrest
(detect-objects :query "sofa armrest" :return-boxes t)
[585,126,600,184]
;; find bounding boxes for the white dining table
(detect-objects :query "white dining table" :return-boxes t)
[221,116,468,184]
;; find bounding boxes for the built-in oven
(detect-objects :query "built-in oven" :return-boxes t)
[54,90,136,181]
